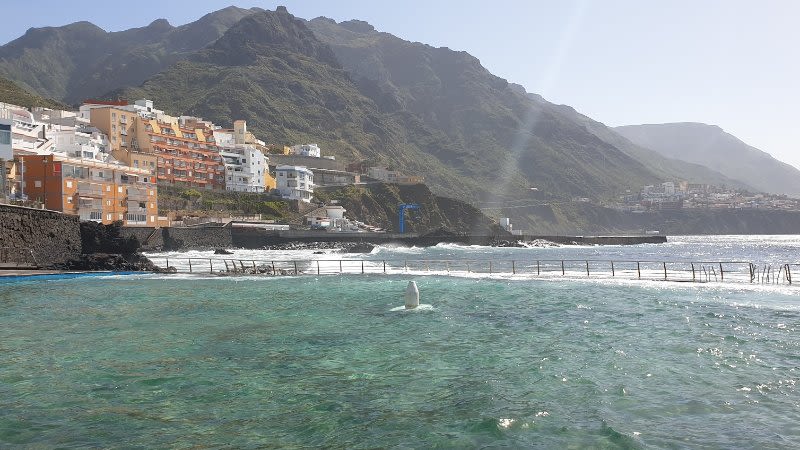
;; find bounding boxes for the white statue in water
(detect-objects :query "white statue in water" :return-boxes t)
[404,281,419,309]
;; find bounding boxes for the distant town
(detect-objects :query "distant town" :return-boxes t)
[609,181,800,212]
[0,99,422,228]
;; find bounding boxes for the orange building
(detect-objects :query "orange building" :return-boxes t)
[89,104,225,190]
[19,154,158,226]
[137,117,226,189]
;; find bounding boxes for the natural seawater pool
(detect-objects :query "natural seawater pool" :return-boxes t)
[1,268,799,448]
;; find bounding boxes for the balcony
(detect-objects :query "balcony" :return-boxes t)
[77,182,103,197]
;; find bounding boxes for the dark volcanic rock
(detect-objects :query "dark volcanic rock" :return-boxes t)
[56,253,159,271]
[214,248,234,255]
[344,243,375,253]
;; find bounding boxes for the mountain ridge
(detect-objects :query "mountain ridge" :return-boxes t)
[0,6,773,216]
[616,122,800,195]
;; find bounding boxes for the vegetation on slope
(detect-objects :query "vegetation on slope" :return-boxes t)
[0,76,67,109]
[0,7,261,103]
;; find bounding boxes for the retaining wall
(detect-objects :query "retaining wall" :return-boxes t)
[0,204,82,267]
[162,226,233,251]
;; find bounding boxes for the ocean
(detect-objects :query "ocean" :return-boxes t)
[1,235,798,448]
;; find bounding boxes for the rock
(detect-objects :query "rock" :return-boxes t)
[56,252,160,271]
[214,248,234,255]
[344,243,375,253]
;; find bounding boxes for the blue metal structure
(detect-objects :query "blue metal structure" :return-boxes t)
[398,203,420,233]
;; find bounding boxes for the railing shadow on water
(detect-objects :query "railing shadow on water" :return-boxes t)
[146,256,797,286]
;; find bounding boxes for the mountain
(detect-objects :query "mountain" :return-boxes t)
[616,123,800,195]
[0,76,67,109]
[0,6,262,104]
[305,17,751,194]
[0,6,752,210]
[111,8,677,203]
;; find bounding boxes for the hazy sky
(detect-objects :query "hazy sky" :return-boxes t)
[3,1,799,169]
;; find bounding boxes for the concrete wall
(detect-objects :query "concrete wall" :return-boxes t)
[162,226,232,251]
[0,204,81,267]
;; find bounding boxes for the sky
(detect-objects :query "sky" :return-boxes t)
[2,0,799,169]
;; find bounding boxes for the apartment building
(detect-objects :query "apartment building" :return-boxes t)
[138,116,226,189]
[88,100,226,190]
[220,145,267,193]
[18,154,158,226]
[0,117,10,198]
[275,165,314,202]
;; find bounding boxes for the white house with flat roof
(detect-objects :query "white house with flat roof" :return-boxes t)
[290,144,321,158]
[275,165,314,202]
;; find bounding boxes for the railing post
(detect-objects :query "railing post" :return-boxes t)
[188,258,192,273]
[361,260,364,274]
[404,260,407,273]
[637,261,641,279]
[561,260,565,276]
[692,263,695,282]
[340,260,343,273]
[610,261,615,277]
[294,261,298,275]
[663,261,667,281]
[537,260,540,276]
[787,264,792,285]
[317,260,320,275]
[512,260,515,275]
[466,261,470,273]
[383,261,386,274]
[253,260,256,272]
[586,261,590,277]
[209,258,213,273]
[271,261,275,275]
[447,261,450,273]
[166,257,169,268]
[489,261,493,274]
[719,263,724,282]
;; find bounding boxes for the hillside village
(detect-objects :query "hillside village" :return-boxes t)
[612,181,800,212]
[0,99,424,229]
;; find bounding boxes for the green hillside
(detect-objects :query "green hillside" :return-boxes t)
[0,7,261,104]
[113,8,669,204]
[0,76,67,109]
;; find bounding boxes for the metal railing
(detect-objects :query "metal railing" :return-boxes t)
[0,247,39,268]
[145,257,798,285]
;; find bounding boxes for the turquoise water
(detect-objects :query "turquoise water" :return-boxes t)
[1,271,799,448]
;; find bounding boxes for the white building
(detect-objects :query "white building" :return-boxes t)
[662,182,676,196]
[290,143,321,158]
[221,145,267,193]
[0,118,10,161]
[275,165,314,202]
[0,103,52,155]
[50,126,113,162]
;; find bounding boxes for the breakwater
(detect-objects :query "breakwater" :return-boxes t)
[123,225,666,251]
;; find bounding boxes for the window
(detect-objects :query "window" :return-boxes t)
[66,181,73,188]
[67,198,72,204]
[106,185,111,192]
[34,180,42,188]
[106,214,112,221]
[118,186,123,193]
[0,128,10,145]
